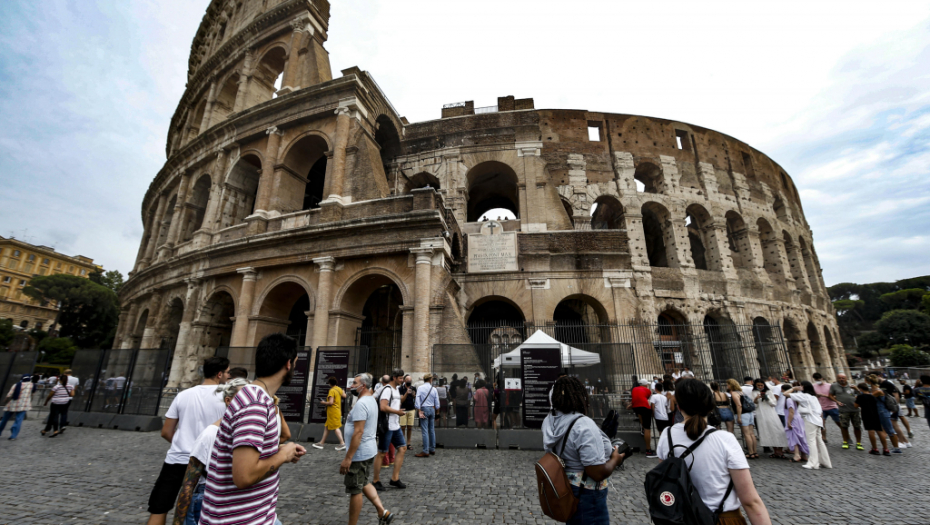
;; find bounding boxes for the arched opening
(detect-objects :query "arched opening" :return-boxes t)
[405,172,440,193]
[212,72,240,123]
[131,309,149,349]
[782,318,805,379]
[183,175,212,242]
[466,161,520,222]
[634,162,661,193]
[798,237,822,293]
[756,218,783,283]
[251,47,287,104]
[807,321,830,376]
[467,297,526,346]
[340,275,404,374]
[552,295,610,345]
[725,211,751,270]
[188,100,207,140]
[782,231,807,288]
[258,282,311,347]
[656,310,693,375]
[685,204,714,271]
[198,291,235,350]
[704,314,745,381]
[641,202,670,267]
[590,196,624,230]
[375,116,402,180]
[773,197,789,222]
[221,154,262,228]
[156,194,178,247]
[823,327,839,371]
[160,298,184,352]
[561,198,575,229]
[282,135,328,211]
[752,317,786,378]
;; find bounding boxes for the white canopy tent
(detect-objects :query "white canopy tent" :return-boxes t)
[492,330,602,368]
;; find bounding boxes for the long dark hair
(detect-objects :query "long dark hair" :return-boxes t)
[801,381,816,396]
[675,378,714,439]
[550,376,588,415]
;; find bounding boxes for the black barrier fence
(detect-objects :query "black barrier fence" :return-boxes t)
[69,349,106,413]
[0,351,38,399]
[121,348,172,416]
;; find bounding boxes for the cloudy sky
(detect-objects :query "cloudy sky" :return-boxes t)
[1,0,928,287]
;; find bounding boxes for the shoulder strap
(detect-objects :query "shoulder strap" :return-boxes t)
[558,416,585,458]
[716,479,735,514]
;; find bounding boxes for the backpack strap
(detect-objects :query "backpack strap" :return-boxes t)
[558,415,584,458]
[716,479,735,514]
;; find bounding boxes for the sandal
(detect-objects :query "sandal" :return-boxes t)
[40,430,47,436]
[749,454,760,459]
[769,454,786,459]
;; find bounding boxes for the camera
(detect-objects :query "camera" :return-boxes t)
[611,437,632,458]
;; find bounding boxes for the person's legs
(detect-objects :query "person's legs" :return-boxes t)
[420,411,430,454]
[899,413,912,435]
[146,462,188,525]
[314,428,330,449]
[387,444,395,466]
[891,418,909,444]
[49,404,62,433]
[878,430,889,451]
[804,421,819,468]
[335,428,345,446]
[9,412,26,439]
[866,430,877,450]
[183,484,205,525]
[372,453,384,484]
[43,406,56,433]
[0,411,12,436]
[427,408,436,453]
[390,430,406,482]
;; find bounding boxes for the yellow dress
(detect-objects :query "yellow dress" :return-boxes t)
[325,386,345,430]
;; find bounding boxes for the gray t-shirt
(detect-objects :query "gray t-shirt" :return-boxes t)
[830,383,860,414]
[542,411,612,472]
[344,395,378,462]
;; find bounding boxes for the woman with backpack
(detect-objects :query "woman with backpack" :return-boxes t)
[542,376,629,524]
[654,379,771,525]
[786,382,832,469]
[727,379,758,459]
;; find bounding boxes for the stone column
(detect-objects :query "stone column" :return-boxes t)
[230,268,257,347]
[411,247,434,373]
[164,172,193,248]
[622,212,650,269]
[198,149,229,234]
[252,127,283,215]
[141,194,168,265]
[199,81,218,133]
[119,301,140,349]
[113,305,131,349]
[666,218,693,269]
[278,13,313,95]
[140,290,164,348]
[232,51,253,114]
[311,257,335,348]
[326,107,352,202]
[168,278,201,387]
[704,218,737,276]
[134,210,156,272]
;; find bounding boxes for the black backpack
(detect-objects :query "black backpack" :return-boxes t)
[738,392,755,413]
[376,386,394,440]
[644,428,734,525]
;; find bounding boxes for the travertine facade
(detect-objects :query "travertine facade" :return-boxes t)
[117,0,845,387]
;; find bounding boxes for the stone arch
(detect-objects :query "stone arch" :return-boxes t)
[782,231,807,288]
[703,312,745,381]
[188,99,208,139]
[253,275,316,317]
[560,197,575,229]
[250,45,287,104]
[131,308,150,349]
[641,201,671,268]
[405,172,440,193]
[156,194,178,247]
[773,196,789,222]
[751,317,786,377]
[182,174,212,241]
[823,326,840,370]
[281,133,330,211]
[685,203,714,270]
[255,278,314,347]
[724,210,752,270]
[338,269,408,371]
[211,71,240,123]
[756,218,784,283]
[551,294,611,345]
[160,297,185,351]
[334,267,412,312]
[634,161,662,193]
[220,153,262,228]
[782,317,806,379]
[807,320,831,379]
[196,288,237,350]
[466,295,527,347]
[591,195,624,230]
[465,161,520,222]
[375,115,402,181]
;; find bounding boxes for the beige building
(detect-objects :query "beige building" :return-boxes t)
[0,236,102,332]
[116,0,846,389]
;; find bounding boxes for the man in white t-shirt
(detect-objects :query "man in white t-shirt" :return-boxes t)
[371,369,408,492]
[680,367,695,379]
[651,383,671,435]
[145,357,229,525]
[741,377,755,401]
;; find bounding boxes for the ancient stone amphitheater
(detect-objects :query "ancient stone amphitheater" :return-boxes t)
[115,0,846,389]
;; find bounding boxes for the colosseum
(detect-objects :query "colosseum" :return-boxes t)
[114,0,846,392]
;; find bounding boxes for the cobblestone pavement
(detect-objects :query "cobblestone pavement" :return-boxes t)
[1,416,928,525]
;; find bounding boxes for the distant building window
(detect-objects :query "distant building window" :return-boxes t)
[13,250,20,257]
[19,280,26,286]
[42,258,49,265]
[675,129,691,151]
[587,121,602,141]
[27,254,35,262]
[2,277,9,283]
[19,320,28,328]
[69,266,74,272]
[56,262,61,269]
[80,269,87,276]
[35,322,43,330]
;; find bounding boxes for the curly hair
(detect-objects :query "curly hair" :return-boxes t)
[550,376,588,415]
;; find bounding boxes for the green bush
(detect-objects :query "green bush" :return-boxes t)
[888,344,930,367]
[37,337,78,365]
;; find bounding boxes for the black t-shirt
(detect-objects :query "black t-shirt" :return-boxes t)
[399,384,417,410]
[902,385,913,399]
[855,393,878,416]
[879,380,899,398]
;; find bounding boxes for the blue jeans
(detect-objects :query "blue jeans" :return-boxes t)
[184,484,205,525]
[0,411,26,439]
[876,402,896,436]
[567,485,609,525]
[419,407,436,453]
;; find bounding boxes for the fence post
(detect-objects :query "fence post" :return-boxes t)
[83,350,107,413]
[118,349,141,415]
[153,348,174,416]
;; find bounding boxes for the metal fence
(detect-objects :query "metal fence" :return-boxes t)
[0,351,38,398]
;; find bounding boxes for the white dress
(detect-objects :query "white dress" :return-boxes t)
[754,390,788,448]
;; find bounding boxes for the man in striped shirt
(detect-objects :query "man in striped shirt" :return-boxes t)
[200,333,306,525]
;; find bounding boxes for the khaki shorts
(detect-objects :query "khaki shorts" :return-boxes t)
[399,409,416,427]
[344,458,373,495]
[839,411,861,429]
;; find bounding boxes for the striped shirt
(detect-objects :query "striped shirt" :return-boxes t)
[200,384,280,525]
[49,384,73,405]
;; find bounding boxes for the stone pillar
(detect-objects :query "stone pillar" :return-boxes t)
[278,13,313,95]
[311,257,335,348]
[252,127,283,215]
[199,149,229,234]
[199,81,218,133]
[140,290,164,348]
[326,107,352,202]
[230,268,257,347]
[622,212,650,269]
[119,301,140,349]
[164,172,193,248]
[666,218,693,269]
[411,247,434,373]
[232,51,253,114]
[141,194,168,265]
[168,278,201,387]
[134,210,157,272]
[705,218,737,276]
[113,305,131,349]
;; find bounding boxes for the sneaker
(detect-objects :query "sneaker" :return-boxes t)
[883,450,891,456]
[904,442,912,448]
[311,443,324,450]
[801,464,818,470]
[379,510,394,525]
[335,445,346,451]
[892,448,903,454]
[389,479,406,489]
[856,443,864,451]
[372,481,384,492]
[908,432,914,438]
[869,449,880,455]
[645,450,658,458]
[842,442,849,449]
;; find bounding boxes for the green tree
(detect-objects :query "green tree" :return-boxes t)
[923,293,930,316]
[879,288,927,311]
[89,269,125,294]
[875,309,930,347]
[887,344,930,367]
[855,331,886,357]
[0,318,14,349]
[27,328,48,346]
[22,274,118,348]
[37,337,77,365]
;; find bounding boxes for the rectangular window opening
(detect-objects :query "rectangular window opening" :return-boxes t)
[587,121,602,142]
[741,152,754,177]
[674,129,691,151]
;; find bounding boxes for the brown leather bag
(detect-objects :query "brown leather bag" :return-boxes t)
[535,416,583,522]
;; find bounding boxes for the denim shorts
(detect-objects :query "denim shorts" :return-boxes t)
[876,404,896,435]
[822,408,840,423]
[718,407,734,422]
[906,398,916,409]
[378,428,406,452]
[740,412,755,427]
